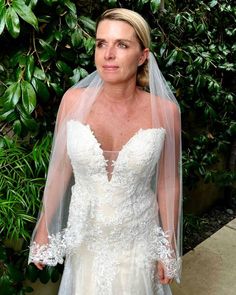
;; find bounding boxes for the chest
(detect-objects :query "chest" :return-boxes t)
[66,121,166,184]
[85,98,152,151]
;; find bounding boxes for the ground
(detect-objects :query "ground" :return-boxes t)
[183,195,236,253]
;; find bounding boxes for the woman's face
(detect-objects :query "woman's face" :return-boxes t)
[95,19,149,85]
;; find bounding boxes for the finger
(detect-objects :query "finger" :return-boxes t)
[157,263,164,281]
[157,263,173,285]
[163,277,171,284]
[34,262,45,270]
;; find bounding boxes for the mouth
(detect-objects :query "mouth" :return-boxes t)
[102,65,119,70]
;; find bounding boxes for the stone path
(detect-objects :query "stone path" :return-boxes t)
[171,218,236,295]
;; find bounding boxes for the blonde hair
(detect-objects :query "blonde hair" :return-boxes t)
[96,8,151,87]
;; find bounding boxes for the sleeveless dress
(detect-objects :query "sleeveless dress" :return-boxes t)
[55,120,175,295]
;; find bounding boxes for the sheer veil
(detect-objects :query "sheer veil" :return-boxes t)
[28,51,182,282]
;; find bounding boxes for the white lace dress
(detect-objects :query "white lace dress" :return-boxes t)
[30,120,179,294]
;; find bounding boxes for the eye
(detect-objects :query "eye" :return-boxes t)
[118,42,128,49]
[96,41,106,48]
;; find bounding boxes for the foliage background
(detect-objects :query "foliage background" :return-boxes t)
[0,0,235,293]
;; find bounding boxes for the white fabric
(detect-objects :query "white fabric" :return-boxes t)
[63,121,176,294]
[28,52,182,294]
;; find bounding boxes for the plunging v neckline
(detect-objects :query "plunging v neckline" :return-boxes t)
[69,120,165,183]
[86,124,156,183]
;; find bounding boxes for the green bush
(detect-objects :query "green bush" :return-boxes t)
[0,0,235,293]
[0,135,51,240]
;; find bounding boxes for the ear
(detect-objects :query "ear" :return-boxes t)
[138,48,149,66]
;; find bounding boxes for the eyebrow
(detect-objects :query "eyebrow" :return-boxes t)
[95,38,133,43]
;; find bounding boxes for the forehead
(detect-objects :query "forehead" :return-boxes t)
[96,19,137,40]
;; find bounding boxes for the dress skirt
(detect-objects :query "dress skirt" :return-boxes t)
[58,242,172,295]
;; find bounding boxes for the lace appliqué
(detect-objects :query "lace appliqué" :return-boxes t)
[149,227,181,281]
[29,121,181,293]
[28,232,66,266]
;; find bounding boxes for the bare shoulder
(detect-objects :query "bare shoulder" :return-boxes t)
[61,87,85,106]
[160,97,180,114]
[57,87,85,122]
[138,88,180,115]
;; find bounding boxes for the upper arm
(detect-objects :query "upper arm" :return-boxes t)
[56,87,84,131]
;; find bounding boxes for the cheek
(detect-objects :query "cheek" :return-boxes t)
[94,51,99,66]
[94,49,103,66]
[122,55,139,71]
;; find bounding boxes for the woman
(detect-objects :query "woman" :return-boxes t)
[29,8,182,295]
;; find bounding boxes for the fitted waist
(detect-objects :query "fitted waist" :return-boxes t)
[67,183,159,249]
[70,183,157,222]
[67,207,159,252]
[72,181,155,202]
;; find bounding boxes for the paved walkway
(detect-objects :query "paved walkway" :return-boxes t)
[171,218,236,295]
[28,218,236,294]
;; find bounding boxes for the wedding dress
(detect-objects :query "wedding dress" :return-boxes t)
[53,120,177,295]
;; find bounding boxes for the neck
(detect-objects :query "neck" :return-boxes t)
[102,80,138,103]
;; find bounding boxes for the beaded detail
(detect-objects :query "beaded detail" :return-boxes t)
[29,120,181,293]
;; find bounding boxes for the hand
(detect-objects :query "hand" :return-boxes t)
[156,262,173,285]
[34,262,45,270]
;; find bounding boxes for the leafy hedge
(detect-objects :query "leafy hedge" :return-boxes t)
[0,0,235,293]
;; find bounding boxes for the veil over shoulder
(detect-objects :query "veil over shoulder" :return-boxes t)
[28,52,182,283]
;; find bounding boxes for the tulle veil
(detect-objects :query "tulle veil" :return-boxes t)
[28,51,182,282]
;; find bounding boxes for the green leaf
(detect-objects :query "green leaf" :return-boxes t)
[2,82,21,108]
[51,267,60,282]
[83,37,95,55]
[39,267,50,284]
[50,83,63,96]
[108,0,117,5]
[21,80,36,114]
[13,119,22,135]
[166,49,178,67]
[79,68,88,79]
[69,68,80,85]
[43,0,53,5]
[8,263,24,282]
[0,274,15,295]
[0,109,17,122]
[159,43,167,57]
[12,0,38,30]
[38,39,56,56]
[56,60,73,75]
[40,51,52,62]
[29,0,38,9]
[25,55,35,82]
[64,0,76,14]
[54,30,63,42]
[204,105,216,119]
[209,0,218,7]
[137,0,149,8]
[33,67,46,80]
[69,68,88,85]
[31,77,50,102]
[227,122,236,136]
[18,108,38,132]
[0,4,6,35]
[71,28,82,47]
[65,12,77,29]
[0,0,5,10]
[78,16,95,32]
[26,264,39,282]
[5,7,20,38]
[150,0,160,13]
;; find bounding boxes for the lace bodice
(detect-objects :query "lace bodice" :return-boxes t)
[29,120,180,284]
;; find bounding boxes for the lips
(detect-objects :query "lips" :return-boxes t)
[102,65,119,70]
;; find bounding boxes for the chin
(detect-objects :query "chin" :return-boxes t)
[99,72,124,84]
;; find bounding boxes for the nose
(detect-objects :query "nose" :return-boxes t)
[104,45,116,60]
